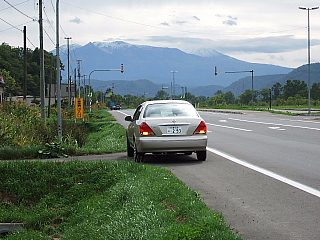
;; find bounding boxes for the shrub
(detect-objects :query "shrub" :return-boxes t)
[0,101,46,147]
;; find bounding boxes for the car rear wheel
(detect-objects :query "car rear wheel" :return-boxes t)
[134,144,144,163]
[127,137,134,157]
[196,150,206,161]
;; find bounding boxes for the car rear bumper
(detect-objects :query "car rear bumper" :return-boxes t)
[136,135,207,153]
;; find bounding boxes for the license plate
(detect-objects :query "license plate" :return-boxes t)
[167,126,182,134]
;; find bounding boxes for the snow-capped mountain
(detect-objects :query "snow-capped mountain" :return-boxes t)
[188,48,223,58]
[57,41,292,89]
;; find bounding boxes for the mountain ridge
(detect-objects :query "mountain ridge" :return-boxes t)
[58,41,292,89]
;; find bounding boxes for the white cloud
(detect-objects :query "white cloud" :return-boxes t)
[146,35,320,54]
[1,0,320,68]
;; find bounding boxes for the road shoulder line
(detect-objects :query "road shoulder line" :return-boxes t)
[207,147,320,198]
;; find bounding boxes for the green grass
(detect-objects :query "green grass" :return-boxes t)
[0,161,241,240]
[77,121,127,154]
[0,109,127,160]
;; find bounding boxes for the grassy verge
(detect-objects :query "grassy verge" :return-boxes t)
[76,121,126,155]
[0,160,241,240]
[0,109,127,160]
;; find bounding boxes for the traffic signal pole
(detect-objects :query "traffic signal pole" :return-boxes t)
[87,64,124,112]
[215,66,254,108]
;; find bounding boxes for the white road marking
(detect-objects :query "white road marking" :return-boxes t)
[229,118,320,131]
[207,147,320,198]
[207,123,252,132]
[268,127,286,131]
[280,119,320,124]
[117,110,130,116]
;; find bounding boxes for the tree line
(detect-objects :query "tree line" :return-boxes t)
[0,43,59,97]
[92,78,320,109]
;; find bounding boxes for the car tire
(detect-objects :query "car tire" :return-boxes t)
[127,137,134,157]
[196,150,206,161]
[134,144,144,163]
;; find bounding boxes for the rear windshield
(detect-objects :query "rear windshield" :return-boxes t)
[144,103,199,118]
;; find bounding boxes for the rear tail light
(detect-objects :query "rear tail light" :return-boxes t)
[194,121,207,134]
[140,122,155,136]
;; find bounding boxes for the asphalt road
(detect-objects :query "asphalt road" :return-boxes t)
[110,109,320,240]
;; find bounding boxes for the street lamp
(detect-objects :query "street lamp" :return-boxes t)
[299,6,319,114]
[171,71,178,99]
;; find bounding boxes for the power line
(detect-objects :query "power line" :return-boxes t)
[44,0,69,38]
[49,0,55,13]
[0,0,30,12]
[0,16,24,31]
[1,0,38,48]
[26,37,36,48]
[3,0,37,21]
[42,4,55,46]
[0,17,36,48]
[43,26,55,45]
[43,5,55,34]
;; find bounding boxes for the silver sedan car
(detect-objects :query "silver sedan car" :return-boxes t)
[125,100,208,162]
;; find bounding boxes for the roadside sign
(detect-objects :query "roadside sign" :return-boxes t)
[75,98,84,119]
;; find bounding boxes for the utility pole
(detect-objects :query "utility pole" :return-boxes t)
[171,71,178,99]
[65,37,72,106]
[56,0,62,140]
[39,0,46,120]
[77,60,82,98]
[23,26,27,100]
[48,55,53,118]
[74,68,77,98]
[83,75,87,106]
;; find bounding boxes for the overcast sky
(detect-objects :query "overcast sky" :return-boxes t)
[1,0,320,68]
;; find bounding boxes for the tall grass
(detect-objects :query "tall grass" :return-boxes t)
[77,122,126,154]
[0,102,126,160]
[0,101,47,147]
[0,160,241,240]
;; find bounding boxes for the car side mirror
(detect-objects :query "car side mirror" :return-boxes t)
[125,116,133,122]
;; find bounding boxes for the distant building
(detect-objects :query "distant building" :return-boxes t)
[47,83,76,105]
[0,75,5,103]
[3,82,77,106]
[8,83,77,106]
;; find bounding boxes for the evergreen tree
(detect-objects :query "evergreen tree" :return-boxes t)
[311,83,320,100]
[0,43,59,97]
[283,80,307,99]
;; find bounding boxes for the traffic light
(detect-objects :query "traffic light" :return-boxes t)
[121,63,124,73]
[215,66,218,75]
